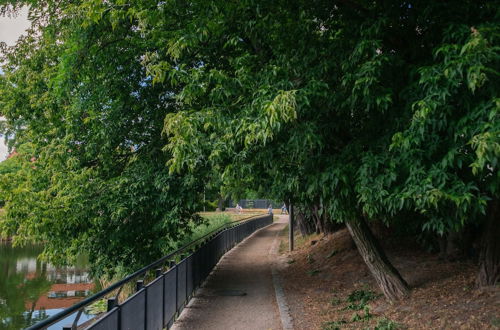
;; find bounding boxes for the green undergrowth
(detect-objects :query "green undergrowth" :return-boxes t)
[322,317,401,330]
[323,288,400,329]
[344,289,380,311]
[373,318,401,330]
[85,299,107,315]
[173,213,233,250]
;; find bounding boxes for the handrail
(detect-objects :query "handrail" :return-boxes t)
[179,213,262,252]
[27,213,268,330]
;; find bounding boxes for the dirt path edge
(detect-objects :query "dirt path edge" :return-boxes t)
[269,217,294,330]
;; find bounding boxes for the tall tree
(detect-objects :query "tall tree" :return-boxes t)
[0,1,206,276]
[1,0,498,293]
[148,0,499,296]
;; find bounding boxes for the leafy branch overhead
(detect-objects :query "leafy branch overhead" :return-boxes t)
[0,0,498,290]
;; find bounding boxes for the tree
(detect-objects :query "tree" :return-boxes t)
[0,1,206,277]
[146,0,499,296]
[1,0,498,295]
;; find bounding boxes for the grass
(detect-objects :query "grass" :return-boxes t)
[198,210,266,222]
[175,213,233,248]
[173,211,266,250]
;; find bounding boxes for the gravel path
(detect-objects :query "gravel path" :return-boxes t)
[172,216,289,330]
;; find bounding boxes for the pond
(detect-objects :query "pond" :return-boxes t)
[0,242,95,330]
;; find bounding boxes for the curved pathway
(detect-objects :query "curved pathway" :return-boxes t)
[172,215,290,330]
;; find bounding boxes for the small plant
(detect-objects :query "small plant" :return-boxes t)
[327,250,338,258]
[307,269,321,276]
[306,254,315,264]
[85,299,107,315]
[374,317,400,330]
[345,289,379,310]
[287,258,296,264]
[322,320,348,330]
[330,296,342,306]
[350,305,372,322]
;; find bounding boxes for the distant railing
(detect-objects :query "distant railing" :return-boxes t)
[228,199,281,209]
[27,214,273,330]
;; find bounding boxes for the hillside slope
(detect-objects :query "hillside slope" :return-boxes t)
[278,228,499,329]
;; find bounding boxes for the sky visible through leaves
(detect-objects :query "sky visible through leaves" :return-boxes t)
[0,6,30,161]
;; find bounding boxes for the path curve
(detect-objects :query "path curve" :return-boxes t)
[172,215,290,330]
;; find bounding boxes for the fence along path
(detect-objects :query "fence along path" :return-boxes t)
[27,214,273,330]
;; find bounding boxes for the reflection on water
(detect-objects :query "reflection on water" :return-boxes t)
[0,242,95,330]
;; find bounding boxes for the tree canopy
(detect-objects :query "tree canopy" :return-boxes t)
[0,0,209,276]
[0,0,498,290]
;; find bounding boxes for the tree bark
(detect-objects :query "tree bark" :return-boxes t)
[477,199,500,286]
[216,195,225,212]
[345,217,409,301]
[296,210,315,237]
[312,204,324,234]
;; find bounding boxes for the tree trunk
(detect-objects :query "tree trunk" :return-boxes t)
[477,199,500,286]
[312,204,324,234]
[345,217,409,301]
[216,195,225,212]
[296,210,315,237]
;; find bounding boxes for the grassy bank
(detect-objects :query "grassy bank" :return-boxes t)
[173,210,266,250]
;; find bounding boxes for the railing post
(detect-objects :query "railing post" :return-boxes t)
[136,280,144,292]
[29,215,272,330]
[169,260,178,318]
[107,298,116,312]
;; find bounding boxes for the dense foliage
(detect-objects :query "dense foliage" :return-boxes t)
[0,1,208,276]
[0,0,498,291]
[147,0,499,290]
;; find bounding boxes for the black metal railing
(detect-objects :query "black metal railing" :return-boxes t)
[27,214,273,330]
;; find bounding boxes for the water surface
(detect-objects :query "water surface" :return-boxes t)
[0,242,94,329]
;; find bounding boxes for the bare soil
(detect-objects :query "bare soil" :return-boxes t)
[278,227,500,329]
